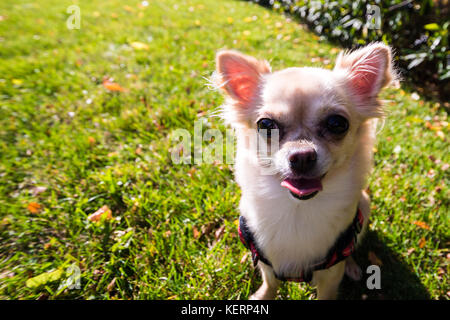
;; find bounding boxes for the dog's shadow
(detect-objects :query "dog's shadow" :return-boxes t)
[339,230,430,299]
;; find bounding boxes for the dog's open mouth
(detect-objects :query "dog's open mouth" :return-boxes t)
[280,177,323,200]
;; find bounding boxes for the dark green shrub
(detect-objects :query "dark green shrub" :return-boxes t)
[246,0,449,100]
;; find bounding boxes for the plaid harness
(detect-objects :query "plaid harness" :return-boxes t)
[238,207,364,282]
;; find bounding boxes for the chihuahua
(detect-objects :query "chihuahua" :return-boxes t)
[213,43,395,299]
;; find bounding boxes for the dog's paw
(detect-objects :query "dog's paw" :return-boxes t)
[249,291,271,300]
[248,294,260,300]
[345,258,362,281]
[249,286,277,300]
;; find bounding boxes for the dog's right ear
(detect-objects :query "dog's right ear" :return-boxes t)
[215,50,271,105]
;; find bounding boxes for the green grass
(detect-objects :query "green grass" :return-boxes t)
[0,0,448,300]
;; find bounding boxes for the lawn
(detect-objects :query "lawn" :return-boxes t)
[0,0,448,300]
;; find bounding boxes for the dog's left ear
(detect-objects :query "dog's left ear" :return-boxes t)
[334,42,395,117]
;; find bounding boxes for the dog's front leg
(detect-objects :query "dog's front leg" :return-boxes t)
[249,262,280,300]
[312,260,346,300]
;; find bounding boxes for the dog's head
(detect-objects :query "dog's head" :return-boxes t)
[215,43,395,200]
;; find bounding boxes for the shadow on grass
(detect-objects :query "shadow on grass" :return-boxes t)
[339,230,430,300]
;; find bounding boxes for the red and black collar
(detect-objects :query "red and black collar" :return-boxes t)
[238,207,364,282]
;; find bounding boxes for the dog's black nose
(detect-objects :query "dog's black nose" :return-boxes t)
[288,148,317,174]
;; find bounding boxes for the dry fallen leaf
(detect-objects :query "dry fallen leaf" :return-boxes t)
[43,237,57,250]
[187,167,197,178]
[107,278,116,292]
[214,225,225,240]
[193,226,200,239]
[368,251,383,266]
[413,221,430,230]
[88,205,112,222]
[88,136,96,146]
[418,237,427,249]
[135,147,142,155]
[27,202,42,214]
[103,80,125,92]
[240,252,250,264]
[201,222,215,236]
[31,186,47,196]
[163,230,172,238]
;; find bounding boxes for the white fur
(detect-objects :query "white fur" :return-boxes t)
[214,43,394,300]
[236,120,375,278]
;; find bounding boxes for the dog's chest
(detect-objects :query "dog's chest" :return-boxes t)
[242,193,356,278]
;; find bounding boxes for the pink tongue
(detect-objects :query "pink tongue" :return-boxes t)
[281,178,323,197]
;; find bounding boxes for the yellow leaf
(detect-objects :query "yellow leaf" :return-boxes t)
[227,17,233,24]
[26,269,63,288]
[130,41,149,50]
[243,30,251,36]
[44,237,58,250]
[12,79,23,85]
[123,5,134,12]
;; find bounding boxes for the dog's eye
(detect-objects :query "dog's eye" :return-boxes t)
[325,115,349,135]
[257,118,278,138]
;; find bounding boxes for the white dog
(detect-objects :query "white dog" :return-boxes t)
[214,43,395,299]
